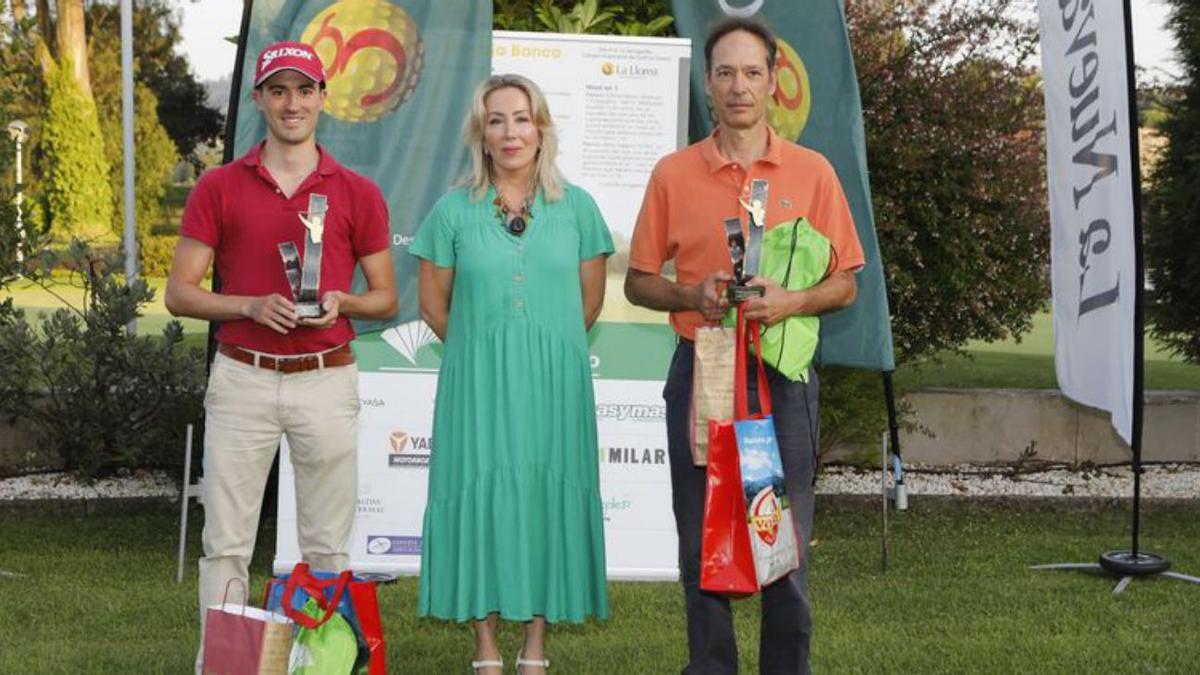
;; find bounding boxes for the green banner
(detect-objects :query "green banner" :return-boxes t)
[235,0,493,334]
[354,320,678,381]
[671,0,895,371]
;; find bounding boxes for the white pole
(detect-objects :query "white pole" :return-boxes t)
[13,137,22,264]
[5,120,27,265]
[121,0,138,335]
[177,424,194,584]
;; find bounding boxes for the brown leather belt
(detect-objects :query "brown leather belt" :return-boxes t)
[218,343,355,374]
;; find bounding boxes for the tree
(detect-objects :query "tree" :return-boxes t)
[1,7,45,184]
[85,1,223,168]
[848,0,1049,363]
[494,0,674,36]
[41,56,113,242]
[1145,0,1200,362]
[87,2,179,272]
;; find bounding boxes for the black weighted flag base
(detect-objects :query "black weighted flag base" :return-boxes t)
[1033,552,1200,596]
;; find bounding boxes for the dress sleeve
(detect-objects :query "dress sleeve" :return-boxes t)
[409,193,457,268]
[572,186,615,260]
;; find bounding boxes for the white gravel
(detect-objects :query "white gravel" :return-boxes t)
[1,464,1197,502]
[0,471,179,501]
[817,463,1200,499]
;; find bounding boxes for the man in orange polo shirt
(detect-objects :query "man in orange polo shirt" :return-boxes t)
[626,17,864,675]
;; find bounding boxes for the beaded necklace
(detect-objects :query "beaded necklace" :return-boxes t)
[491,175,536,236]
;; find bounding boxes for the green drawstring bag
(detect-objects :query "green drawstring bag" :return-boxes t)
[725,218,832,382]
[288,597,360,675]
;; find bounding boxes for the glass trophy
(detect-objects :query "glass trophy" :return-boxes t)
[726,179,769,303]
[277,194,328,318]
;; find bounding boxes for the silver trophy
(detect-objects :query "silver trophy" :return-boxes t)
[278,193,328,318]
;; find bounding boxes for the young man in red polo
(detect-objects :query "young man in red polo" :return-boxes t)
[626,18,864,675]
[165,40,396,663]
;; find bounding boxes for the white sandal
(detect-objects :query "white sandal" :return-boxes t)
[472,658,503,673]
[515,650,550,673]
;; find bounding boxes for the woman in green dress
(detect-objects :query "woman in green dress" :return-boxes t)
[410,74,612,674]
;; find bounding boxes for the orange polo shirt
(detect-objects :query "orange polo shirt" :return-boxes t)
[629,127,865,341]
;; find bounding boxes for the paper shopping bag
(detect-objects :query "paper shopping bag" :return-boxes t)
[690,325,737,466]
[203,580,292,675]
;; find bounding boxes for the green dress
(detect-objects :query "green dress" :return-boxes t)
[410,183,613,623]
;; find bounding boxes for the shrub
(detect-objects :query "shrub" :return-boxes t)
[0,241,205,478]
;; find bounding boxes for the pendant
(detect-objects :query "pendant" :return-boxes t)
[508,215,526,236]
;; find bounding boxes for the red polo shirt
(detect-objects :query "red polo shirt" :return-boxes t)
[180,142,390,354]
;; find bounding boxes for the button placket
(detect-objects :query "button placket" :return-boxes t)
[511,241,526,315]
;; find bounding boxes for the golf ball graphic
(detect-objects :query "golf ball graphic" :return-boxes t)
[301,0,424,123]
[766,38,811,141]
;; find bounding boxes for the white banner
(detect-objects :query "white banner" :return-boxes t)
[1038,0,1136,444]
[275,32,692,580]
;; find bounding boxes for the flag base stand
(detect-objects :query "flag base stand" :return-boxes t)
[1032,551,1200,595]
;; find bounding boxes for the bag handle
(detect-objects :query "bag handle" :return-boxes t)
[220,577,249,616]
[733,305,772,420]
[281,562,353,630]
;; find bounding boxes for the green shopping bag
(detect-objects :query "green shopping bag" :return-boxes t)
[288,597,359,675]
[726,217,832,381]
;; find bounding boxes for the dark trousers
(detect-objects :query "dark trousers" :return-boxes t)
[663,341,818,675]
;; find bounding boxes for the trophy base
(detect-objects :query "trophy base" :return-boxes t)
[295,302,324,319]
[727,285,765,303]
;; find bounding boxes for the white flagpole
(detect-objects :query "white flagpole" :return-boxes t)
[121,0,138,335]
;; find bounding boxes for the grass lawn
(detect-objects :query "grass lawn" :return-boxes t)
[895,310,1200,391]
[0,500,1197,673]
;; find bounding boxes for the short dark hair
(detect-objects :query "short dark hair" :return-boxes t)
[703,17,777,73]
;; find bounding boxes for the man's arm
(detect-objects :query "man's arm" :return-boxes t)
[743,269,858,326]
[299,248,398,328]
[624,268,732,323]
[164,236,300,335]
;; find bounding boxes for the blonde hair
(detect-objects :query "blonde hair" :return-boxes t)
[461,73,564,202]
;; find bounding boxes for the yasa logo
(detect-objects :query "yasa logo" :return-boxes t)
[750,487,782,545]
[301,0,424,123]
[766,38,812,141]
[388,429,431,467]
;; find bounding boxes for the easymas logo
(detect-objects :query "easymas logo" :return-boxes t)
[595,403,665,422]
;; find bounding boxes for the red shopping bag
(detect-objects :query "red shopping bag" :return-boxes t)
[203,579,292,675]
[700,305,763,596]
[264,562,386,675]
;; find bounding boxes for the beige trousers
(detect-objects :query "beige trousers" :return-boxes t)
[196,351,360,668]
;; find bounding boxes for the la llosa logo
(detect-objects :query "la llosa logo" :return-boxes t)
[302,0,425,123]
